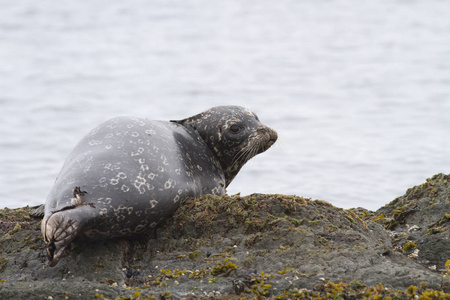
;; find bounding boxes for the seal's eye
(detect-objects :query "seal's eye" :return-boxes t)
[230,125,242,134]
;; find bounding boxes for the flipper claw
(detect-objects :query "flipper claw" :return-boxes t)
[42,213,80,267]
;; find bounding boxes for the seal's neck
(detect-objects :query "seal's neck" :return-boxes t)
[171,117,235,187]
[222,164,242,188]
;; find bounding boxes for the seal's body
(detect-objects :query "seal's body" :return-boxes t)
[42,106,277,266]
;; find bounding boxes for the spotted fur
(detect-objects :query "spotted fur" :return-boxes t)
[41,106,277,266]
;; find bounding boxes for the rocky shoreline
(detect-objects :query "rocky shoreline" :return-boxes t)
[1,173,450,299]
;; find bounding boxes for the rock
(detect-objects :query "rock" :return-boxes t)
[1,175,450,299]
[374,173,450,272]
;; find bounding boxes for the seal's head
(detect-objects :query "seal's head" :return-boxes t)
[173,106,277,187]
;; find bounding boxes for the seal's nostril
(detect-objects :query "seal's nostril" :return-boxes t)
[269,130,278,143]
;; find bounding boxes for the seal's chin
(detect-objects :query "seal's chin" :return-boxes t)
[258,140,275,154]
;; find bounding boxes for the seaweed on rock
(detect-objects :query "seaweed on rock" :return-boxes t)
[1,175,450,298]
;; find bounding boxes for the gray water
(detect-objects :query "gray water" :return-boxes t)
[1,0,449,211]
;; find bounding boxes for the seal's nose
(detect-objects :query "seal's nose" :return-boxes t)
[257,126,278,152]
[268,128,278,145]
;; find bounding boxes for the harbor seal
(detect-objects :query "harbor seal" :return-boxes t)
[41,105,277,266]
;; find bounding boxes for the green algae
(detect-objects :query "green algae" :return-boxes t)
[210,258,238,276]
[0,206,35,222]
[375,174,450,230]
[188,250,202,260]
[165,193,356,239]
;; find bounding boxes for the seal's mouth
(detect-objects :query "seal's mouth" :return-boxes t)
[266,139,276,148]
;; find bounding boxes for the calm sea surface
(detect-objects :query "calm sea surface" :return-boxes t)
[1,0,449,211]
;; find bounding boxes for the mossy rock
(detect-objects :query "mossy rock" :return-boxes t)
[1,183,450,298]
[372,174,450,271]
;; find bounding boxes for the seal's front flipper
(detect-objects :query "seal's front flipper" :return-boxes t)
[30,204,45,218]
[42,212,81,267]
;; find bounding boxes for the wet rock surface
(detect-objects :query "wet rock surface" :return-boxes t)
[1,174,450,299]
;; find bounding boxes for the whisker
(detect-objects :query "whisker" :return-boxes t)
[230,146,251,170]
[229,134,269,172]
[231,140,257,169]
[240,141,259,166]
